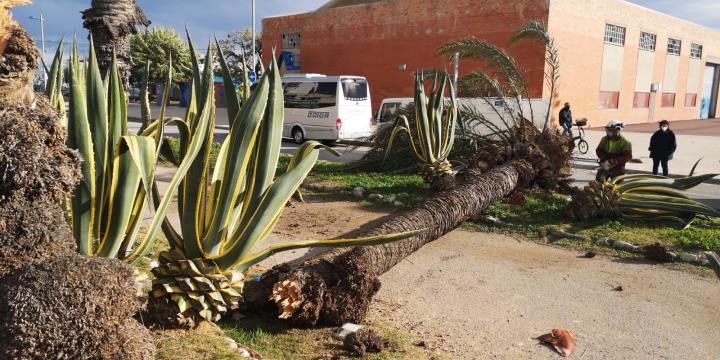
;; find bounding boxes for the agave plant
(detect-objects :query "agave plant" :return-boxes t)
[42,37,66,125]
[65,37,191,262]
[148,35,420,324]
[384,72,458,191]
[566,172,720,226]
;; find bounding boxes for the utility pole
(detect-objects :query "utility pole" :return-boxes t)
[452,52,459,97]
[29,13,46,83]
[251,0,256,68]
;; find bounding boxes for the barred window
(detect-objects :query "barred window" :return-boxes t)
[604,24,626,46]
[667,38,682,55]
[639,32,656,51]
[281,33,301,49]
[690,43,703,59]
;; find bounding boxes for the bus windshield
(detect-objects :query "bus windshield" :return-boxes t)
[341,78,368,101]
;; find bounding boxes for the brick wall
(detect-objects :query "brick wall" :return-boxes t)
[262,0,550,110]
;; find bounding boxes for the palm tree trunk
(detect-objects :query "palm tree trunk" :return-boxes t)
[82,0,149,91]
[1,0,36,105]
[243,160,535,326]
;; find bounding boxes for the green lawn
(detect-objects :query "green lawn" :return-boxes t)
[301,160,429,206]
[466,191,720,254]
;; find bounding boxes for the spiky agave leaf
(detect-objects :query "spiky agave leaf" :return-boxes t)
[43,37,65,125]
[567,173,720,225]
[383,72,458,190]
[146,38,423,324]
[66,37,209,264]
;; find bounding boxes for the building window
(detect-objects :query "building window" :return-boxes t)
[685,94,697,107]
[639,32,656,51]
[598,91,620,109]
[667,38,682,55]
[604,24,626,46]
[661,93,676,107]
[633,92,650,108]
[281,33,301,49]
[690,43,703,59]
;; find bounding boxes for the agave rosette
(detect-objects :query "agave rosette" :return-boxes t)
[65,36,190,262]
[385,72,458,190]
[567,164,719,226]
[147,34,421,323]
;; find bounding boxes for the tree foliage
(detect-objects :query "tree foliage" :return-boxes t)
[217,29,262,78]
[130,26,192,84]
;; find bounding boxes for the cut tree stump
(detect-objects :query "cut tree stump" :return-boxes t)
[243,160,535,326]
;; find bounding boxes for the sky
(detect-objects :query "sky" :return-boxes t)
[10,0,720,57]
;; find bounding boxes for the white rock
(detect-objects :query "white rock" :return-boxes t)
[237,348,251,358]
[384,195,397,204]
[596,238,611,247]
[333,323,362,340]
[224,338,239,350]
[149,260,159,269]
[352,187,365,198]
[680,253,701,263]
[368,193,384,202]
[612,241,639,251]
[393,201,404,207]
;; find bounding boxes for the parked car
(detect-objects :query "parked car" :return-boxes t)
[375,97,550,136]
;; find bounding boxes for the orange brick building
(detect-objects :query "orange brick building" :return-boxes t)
[263,0,720,125]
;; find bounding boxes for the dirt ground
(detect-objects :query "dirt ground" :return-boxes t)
[256,194,720,360]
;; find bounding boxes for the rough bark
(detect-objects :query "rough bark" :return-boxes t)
[1,1,36,105]
[82,0,150,91]
[0,1,30,52]
[243,160,535,326]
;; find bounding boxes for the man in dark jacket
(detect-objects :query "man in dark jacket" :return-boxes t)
[649,120,677,177]
[559,102,573,137]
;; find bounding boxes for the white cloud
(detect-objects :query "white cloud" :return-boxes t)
[627,0,720,29]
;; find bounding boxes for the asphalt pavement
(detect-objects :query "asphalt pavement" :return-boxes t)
[127,103,720,207]
[126,103,370,162]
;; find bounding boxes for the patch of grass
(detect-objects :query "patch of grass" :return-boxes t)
[132,230,170,275]
[303,160,429,206]
[162,137,222,166]
[466,191,720,257]
[160,139,428,206]
[221,316,435,359]
[154,322,242,360]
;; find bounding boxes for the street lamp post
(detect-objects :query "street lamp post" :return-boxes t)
[251,0,256,68]
[29,13,46,83]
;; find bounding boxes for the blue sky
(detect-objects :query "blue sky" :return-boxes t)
[11,0,720,55]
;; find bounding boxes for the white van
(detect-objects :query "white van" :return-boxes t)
[281,74,374,143]
[375,97,550,134]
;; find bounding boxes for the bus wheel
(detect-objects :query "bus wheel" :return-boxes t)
[292,127,305,144]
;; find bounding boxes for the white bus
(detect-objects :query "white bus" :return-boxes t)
[281,74,374,143]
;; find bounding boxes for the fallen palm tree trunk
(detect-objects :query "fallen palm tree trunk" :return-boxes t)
[243,160,535,326]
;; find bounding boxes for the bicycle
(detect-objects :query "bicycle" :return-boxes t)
[570,118,589,155]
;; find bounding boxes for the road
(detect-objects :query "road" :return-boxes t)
[127,103,720,206]
[126,103,370,162]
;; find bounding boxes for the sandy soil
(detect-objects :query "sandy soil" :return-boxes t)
[265,195,720,360]
[153,169,720,359]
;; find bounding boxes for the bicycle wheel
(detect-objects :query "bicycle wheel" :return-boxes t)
[577,139,589,155]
